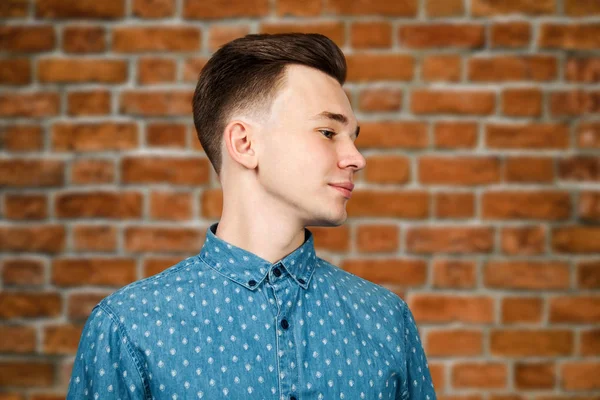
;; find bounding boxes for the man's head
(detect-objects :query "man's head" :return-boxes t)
[192,33,366,228]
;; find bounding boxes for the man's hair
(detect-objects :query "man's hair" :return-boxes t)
[192,33,347,177]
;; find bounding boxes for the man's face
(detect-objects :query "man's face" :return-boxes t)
[255,64,366,227]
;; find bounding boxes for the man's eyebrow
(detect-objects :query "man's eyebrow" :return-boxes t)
[310,111,360,140]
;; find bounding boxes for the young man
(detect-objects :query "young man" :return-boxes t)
[67,33,436,399]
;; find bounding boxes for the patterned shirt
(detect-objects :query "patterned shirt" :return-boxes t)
[67,222,437,399]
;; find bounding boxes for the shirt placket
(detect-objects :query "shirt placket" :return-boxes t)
[266,263,300,400]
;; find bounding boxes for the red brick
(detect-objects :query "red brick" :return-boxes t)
[0,25,55,52]
[482,190,570,220]
[399,24,484,49]
[452,363,507,388]
[0,125,43,151]
[502,88,542,116]
[581,328,600,355]
[471,0,555,16]
[0,59,31,84]
[0,92,60,117]
[0,225,65,253]
[310,227,350,252]
[125,226,202,252]
[358,88,402,112]
[0,0,28,17]
[549,296,600,323]
[0,362,54,387]
[350,21,392,49]
[62,26,105,53]
[38,58,127,83]
[52,258,137,286]
[2,258,45,286]
[422,54,461,81]
[515,362,555,389]
[565,0,600,16]
[566,57,600,82]
[122,156,210,184]
[67,90,111,116]
[346,54,414,81]
[579,191,600,221]
[4,194,47,220]
[113,26,201,52]
[412,89,495,115]
[342,259,426,286]
[419,156,501,185]
[426,0,464,17]
[260,22,345,48]
[432,259,476,288]
[501,226,546,255]
[71,159,115,184]
[35,0,124,18]
[553,226,600,253]
[67,292,109,320]
[539,23,600,50]
[505,156,554,183]
[578,260,600,289]
[356,224,400,253]
[427,329,482,356]
[43,324,84,354]
[484,261,570,290]
[558,156,600,181]
[468,56,557,81]
[120,90,193,116]
[406,226,494,253]
[182,57,209,82]
[138,57,176,84]
[55,191,142,219]
[207,25,250,52]
[0,159,64,187]
[0,292,62,319]
[276,0,321,16]
[345,190,429,218]
[73,225,117,251]
[434,121,478,148]
[0,326,36,353]
[150,191,193,220]
[364,156,410,184]
[183,0,268,18]
[52,123,138,151]
[132,0,175,17]
[409,294,495,323]
[143,257,182,277]
[561,362,600,390]
[326,0,417,15]
[434,192,475,218]
[491,22,531,48]
[146,123,187,148]
[490,329,573,356]
[486,123,569,149]
[502,297,543,323]
[550,90,600,116]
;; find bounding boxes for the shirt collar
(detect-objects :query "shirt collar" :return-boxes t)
[197,222,318,290]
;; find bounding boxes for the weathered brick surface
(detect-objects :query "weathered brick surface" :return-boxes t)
[1,1,598,397]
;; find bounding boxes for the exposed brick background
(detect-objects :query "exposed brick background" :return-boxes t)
[1,0,599,397]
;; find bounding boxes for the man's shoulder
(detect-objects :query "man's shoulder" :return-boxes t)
[96,254,202,312]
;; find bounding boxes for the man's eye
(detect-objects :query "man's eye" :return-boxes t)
[319,130,335,139]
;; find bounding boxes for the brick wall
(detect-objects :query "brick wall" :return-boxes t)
[1,0,599,397]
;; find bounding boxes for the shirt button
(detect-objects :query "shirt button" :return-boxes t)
[290,396,297,400]
[273,267,282,277]
[280,318,289,329]
[298,278,305,284]
[248,279,257,287]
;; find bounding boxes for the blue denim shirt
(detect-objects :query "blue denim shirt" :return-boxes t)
[67,222,436,399]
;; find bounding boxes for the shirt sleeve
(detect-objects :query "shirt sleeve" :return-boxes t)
[66,304,149,399]
[399,302,437,400]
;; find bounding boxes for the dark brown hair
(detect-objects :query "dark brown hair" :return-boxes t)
[192,33,347,177]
